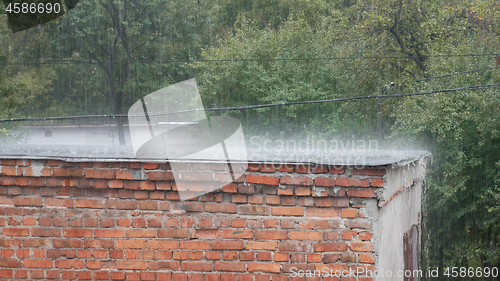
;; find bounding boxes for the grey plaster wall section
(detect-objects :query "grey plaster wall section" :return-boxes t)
[360,199,380,268]
[31,160,45,177]
[375,157,429,281]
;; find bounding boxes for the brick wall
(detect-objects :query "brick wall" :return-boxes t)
[0,159,386,281]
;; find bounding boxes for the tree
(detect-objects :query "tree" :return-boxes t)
[43,0,214,144]
[0,12,55,141]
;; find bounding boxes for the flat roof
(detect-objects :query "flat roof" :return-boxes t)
[0,123,430,167]
[0,143,429,168]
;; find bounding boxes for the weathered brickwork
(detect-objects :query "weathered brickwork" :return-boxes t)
[0,159,386,281]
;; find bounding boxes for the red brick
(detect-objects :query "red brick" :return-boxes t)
[188,251,204,260]
[352,168,385,176]
[280,176,313,186]
[314,177,335,187]
[290,254,306,262]
[173,251,188,260]
[315,198,332,207]
[0,177,15,185]
[198,219,212,227]
[13,197,43,206]
[116,260,147,270]
[158,229,189,238]
[0,258,22,267]
[23,259,52,268]
[107,180,123,188]
[212,241,244,250]
[289,231,322,241]
[15,177,29,186]
[0,269,13,278]
[115,240,146,249]
[139,201,159,210]
[307,253,322,263]
[359,253,375,263]
[271,207,303,216]
[147,171,174,181]
[371,178,384,187]
[246,164,260,171]
[47,160,63,167]
[85,170,115,179]
[45,198,73,208]
[350,242,373,252]
[1,159,16,165]
[305,208,339,217]
[110,271,125,280]
[359,231,373,241]
[295,165,310,173]
[232,194,247,203]
[32,228,61,237]
[1,249,14,258]
[314,243,348,252]
[333,198,349,207]
[2,228,29,237]
[150,191,165,200]
[294,187,311,196]
[222,184,237,193]
[180,241,210,250]
[214,262,245,272]
[346,189,377,198]
[237,206,270,215]
[341,208,357,218]
[246,175,279,185]
[1,166,16,176]
[16,249,30,258]
[222,251,238,261]
[260,164,276,173]
[336,177,370,187]
[110,220,128,228]
[126,229,156,238]
[342,230,357,240]
[231,219,246,228]
[311,165,329,173]
[245,241,278,251]
[222,230,253,239]
[299,220,314,229]
[0,196,13,205]
[93,229,124,238]
[75,199,105,209]
[323,254,340,263]
[329,167,345,174]
[189,229,220,239]
[147,261,178,272]
[124,181,140,190]
[238,185,254,194]
[173,202,203,212]
[276,164,294,172]
[55,260,84,269]
[143,162,158,169]
[248,263,280,273]
[181,262,212,271]
[63,229,92,238]
[205,203,236,213]
[107,199,137,210]
[255,230,287,240]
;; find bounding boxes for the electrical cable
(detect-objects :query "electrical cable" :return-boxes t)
[396,65,500,85]
[1,83,499,123]
[1,53,500,66]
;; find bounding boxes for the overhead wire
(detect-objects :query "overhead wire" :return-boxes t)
[1,83,499,123]
[1,53,500,66]
[395,65,500,85]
